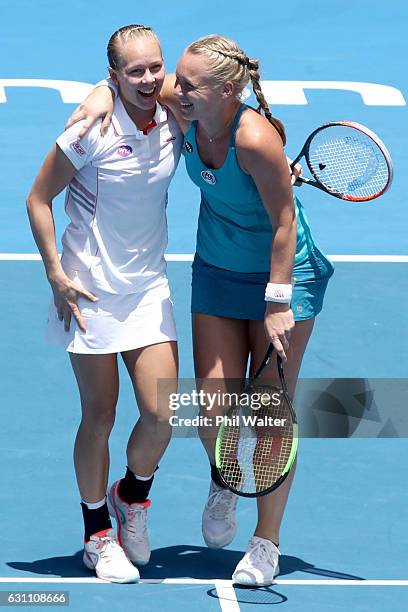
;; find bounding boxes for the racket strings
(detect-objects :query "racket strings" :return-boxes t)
[308,128,389,199]
[218,386,295,494]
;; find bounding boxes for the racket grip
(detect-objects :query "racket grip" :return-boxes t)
[253,344,274,380]
[294,176,311,184]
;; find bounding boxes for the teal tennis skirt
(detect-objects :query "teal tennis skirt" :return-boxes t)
[191,251,334,321]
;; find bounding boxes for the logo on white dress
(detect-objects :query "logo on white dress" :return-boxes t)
[201,170,216,185]
[71,140,86,156]
[117,145,133,157]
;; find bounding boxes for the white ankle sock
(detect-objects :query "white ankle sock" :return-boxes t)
[133,472,155,481]
[81,496,106,510]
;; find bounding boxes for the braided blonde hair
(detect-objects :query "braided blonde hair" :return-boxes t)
[107,24,162,69]
[186,35,286,145]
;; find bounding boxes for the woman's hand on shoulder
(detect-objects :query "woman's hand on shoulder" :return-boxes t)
[65,83,115,138]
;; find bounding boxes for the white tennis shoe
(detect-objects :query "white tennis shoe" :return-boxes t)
[83,528,139,583]
[232,536,280,586]
[202,480,238,548]
[107,480,151,565]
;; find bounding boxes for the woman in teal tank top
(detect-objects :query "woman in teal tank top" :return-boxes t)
[173,35,333,587]
[66,32,334,589]
[185,105,334,317]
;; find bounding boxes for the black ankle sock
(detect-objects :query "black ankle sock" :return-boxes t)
[81,502,112,541]
[118,467,155,504]
[210,462,228,489]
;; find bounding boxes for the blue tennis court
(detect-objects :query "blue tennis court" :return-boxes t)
[1,1,408,610]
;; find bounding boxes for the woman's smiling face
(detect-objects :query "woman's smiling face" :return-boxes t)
[175,51,227,121]
[109,38,165,112]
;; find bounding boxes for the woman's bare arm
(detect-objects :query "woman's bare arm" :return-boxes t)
[236,111,297,359]
[27,146,98,330]
[65,83,116,137]
[64,74,191,137]
[159,74,190,133]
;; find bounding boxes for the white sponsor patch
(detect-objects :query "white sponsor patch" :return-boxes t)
[201,170,216,185]
[70,140,86,156]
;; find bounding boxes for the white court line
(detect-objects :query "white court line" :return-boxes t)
[214,580,241,612]
[0,577,408,586]
[0,253,408,263]
[327,255,408,263]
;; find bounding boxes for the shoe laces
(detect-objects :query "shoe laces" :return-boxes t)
[246,539,278,567]
[97,536,127,564]
[126,506,147,541]
[206,487,237,520]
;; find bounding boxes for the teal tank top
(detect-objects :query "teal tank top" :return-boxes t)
[182,104,323,274]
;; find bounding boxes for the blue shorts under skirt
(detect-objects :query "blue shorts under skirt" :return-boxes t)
[191,253,334,321]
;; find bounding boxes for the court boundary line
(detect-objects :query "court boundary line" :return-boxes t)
[1,577,408,586]
[214,580,241,612]
[1,254,408,263]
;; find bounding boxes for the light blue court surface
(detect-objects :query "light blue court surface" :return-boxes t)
[1,1,408,610]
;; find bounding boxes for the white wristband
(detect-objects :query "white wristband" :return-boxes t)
[264,283,292,303]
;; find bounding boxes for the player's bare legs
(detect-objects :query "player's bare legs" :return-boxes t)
[70,353,119,502]
[122,340,179,475]
[193,314,249,454]
[193,314,249,549]
[248,318,314,544]
[105,341,178,567]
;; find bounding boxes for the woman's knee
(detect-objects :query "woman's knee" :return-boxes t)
[138,406,172,429]
[79,394,117,433]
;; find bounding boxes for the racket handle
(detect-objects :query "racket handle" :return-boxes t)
[253,343,285,380]
[293,175,323,190]
[276,353,289,397]
[253,343,274,380]
[253,345,290,398]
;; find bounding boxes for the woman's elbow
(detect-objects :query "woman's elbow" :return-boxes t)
[26,191,50,215]
[26,192,35,215]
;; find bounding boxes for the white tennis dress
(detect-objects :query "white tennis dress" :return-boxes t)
[46,98,183,353]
